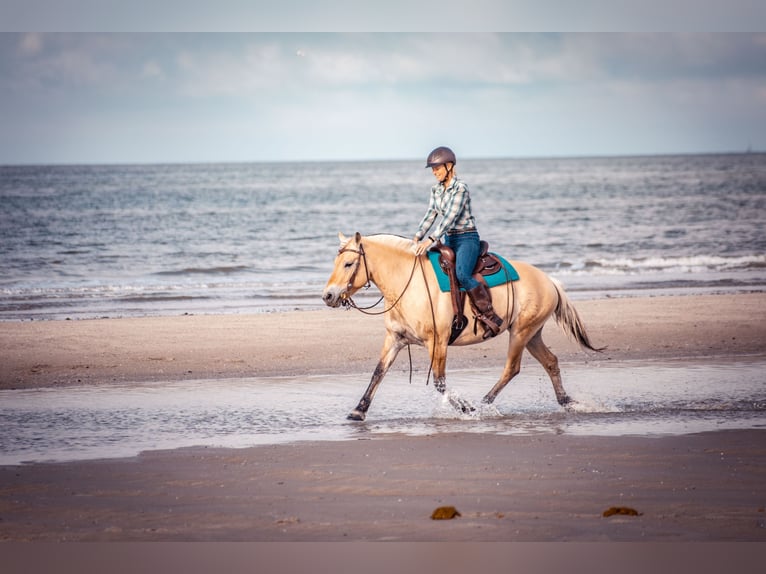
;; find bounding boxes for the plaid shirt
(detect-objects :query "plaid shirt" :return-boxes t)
[414,178,477,241]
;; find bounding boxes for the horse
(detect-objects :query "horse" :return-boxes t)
[322,232,602,421]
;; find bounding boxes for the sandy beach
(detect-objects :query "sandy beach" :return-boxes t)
[2,293,765,389]
[1,292,765,543]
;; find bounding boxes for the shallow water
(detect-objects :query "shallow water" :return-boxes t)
[1,356,764,465]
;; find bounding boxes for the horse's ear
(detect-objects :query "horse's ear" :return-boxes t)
[338,232,348,245]
[354,232,362,243]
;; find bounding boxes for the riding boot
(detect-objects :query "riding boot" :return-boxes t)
[467,283,504,339]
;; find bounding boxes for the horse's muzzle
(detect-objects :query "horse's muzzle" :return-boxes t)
[322,286,345,308]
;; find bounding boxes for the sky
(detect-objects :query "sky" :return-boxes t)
[1,5,765,164]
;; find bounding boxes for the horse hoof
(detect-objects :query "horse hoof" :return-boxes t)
[457,398,476,414]
[448,395,476,415]
[347,410,366,421]
[560,397,577,412]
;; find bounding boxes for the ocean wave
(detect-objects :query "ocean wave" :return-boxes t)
[2,155,765,319]
[553,253,766,275]
[0,278,321,298]
[154,265,251,276]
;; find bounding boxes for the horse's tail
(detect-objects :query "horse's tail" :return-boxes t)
[550,278,605,352]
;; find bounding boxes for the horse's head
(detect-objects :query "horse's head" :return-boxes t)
[322,232,370,308]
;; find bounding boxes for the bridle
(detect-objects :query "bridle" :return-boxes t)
[337,242,371,296]
[336,240,420,316]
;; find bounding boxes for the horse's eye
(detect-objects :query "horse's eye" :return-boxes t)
[344,261,354,269]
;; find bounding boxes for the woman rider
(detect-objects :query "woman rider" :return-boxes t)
[412,146,504,338]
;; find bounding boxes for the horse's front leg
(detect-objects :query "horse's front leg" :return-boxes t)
[429,338,475,415]
[347,330,407,421]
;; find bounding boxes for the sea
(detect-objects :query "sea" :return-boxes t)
[1,153,765,320]
[1,153,765,464]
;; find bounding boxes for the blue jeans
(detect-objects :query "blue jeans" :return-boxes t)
[444,231,480,291]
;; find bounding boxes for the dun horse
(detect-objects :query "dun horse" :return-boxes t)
[322,232,602,421]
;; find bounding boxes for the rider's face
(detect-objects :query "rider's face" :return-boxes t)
[431,164,450,183]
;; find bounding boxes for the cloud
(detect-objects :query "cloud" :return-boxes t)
[1,32,765,163]
[9,33,764,96]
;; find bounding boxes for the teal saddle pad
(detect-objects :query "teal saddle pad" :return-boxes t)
[427,250,520,293]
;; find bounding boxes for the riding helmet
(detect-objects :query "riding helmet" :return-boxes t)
[425,146,456,168]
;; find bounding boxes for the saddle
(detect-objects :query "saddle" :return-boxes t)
[429,240,506,344]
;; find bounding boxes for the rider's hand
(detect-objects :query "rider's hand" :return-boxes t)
[414,237,434,256]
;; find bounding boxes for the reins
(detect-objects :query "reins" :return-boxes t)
[339,242,420,316]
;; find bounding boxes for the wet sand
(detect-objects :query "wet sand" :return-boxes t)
[1,430,765,542]
[1,293,765,542]
[1,293,765,389]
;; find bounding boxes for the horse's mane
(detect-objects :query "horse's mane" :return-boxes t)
[364,234,413,254]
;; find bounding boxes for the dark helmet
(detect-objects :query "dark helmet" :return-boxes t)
[425,146,456,168]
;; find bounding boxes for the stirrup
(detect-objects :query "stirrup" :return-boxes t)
[476,313,503,339]
[449,314,469,345]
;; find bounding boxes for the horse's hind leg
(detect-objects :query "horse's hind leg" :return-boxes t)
[347,330,406,421]
[481,331,526,405]
[525,328,571,407]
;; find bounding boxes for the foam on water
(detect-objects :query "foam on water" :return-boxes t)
[1,356,764,466]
